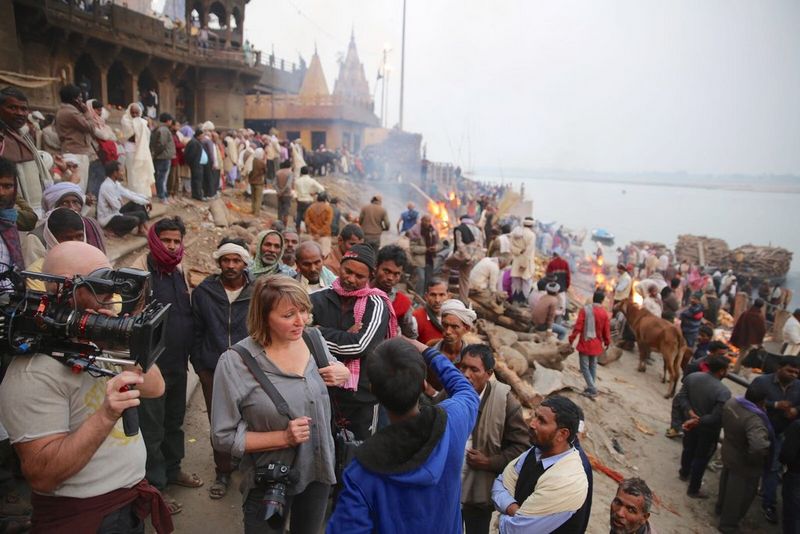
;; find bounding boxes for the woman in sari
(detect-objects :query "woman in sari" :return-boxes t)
[121,102,155,198]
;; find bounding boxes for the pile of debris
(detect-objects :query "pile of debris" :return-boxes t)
[729,244,792,278]
[467,319,582,408]
[675,234,730,266]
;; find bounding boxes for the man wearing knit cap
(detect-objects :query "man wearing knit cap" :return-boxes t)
[311,243,394,440]
[530,282,568,340]
[190,240,253,499]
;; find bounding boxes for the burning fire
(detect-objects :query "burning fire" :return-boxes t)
[588,255,616,294]
[427,199,451,238]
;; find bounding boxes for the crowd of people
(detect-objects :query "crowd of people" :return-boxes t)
[0,79,796,534]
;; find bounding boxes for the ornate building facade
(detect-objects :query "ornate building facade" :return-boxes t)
[0,0,284,128]
[244,33,380,151]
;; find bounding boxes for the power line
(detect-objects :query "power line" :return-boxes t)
[283,0,339,43]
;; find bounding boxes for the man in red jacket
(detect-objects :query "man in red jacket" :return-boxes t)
[373,245,418,338]
[569,291,611,399]
[413,278,448,344]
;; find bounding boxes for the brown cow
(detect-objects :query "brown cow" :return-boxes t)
[616,299,686,398]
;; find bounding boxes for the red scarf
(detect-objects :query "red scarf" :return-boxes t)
[331,278,398,390]
[146,225,184,274]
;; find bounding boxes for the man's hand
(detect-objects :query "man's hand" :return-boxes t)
[318,363,350,386]
[100,371,144,424]
[775,400,792,411]
[682,417,700,431]
[465,449,491,471]
[347,322,362,334]
[505,503,520,517]
[403,336,430,353]
[285,417,312,446]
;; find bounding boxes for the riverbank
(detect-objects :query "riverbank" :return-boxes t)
[117,174,777,532]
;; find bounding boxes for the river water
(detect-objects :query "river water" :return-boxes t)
[478,174,800,305]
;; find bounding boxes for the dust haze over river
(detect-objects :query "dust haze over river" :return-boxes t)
[478,174,800,306]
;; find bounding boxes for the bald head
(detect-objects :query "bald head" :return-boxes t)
[295,240,323,262]
[43,242,110,278]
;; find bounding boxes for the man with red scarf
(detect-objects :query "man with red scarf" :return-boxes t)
[311,244,394,440]
[133,217,201,515]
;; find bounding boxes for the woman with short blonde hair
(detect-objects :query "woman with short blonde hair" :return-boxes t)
[211,275,349,533]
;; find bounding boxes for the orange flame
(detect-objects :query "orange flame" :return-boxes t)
[427,199,451,238]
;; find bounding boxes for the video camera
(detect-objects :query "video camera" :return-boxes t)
[0,266,171,436]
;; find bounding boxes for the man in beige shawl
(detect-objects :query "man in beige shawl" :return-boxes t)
[121,103,154,198]
[492,396,589,532]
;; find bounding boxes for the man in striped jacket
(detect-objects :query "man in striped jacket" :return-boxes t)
[311,244,392,440]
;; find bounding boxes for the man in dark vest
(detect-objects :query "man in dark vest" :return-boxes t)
[491,396,589,532]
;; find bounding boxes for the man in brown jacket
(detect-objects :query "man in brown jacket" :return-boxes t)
[717,384,771,533]
[54,84,96,191]
[458,344,529,534]
[304,191,334,256]
[358,195,390,252]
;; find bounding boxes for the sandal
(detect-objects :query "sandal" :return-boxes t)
[162,493,183,516]
[209,474,230,500]
[170,471,204,488]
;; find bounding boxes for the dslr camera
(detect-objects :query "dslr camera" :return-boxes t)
[254,461,296,527]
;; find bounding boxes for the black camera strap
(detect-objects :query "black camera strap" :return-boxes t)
[229,343,294,420]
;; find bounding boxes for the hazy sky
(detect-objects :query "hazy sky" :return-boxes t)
[237,1,800,175]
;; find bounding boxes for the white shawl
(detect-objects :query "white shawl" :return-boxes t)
[121,103,154,197]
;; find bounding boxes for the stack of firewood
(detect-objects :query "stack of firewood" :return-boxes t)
[675,234,730,266]
[728,245,793,277]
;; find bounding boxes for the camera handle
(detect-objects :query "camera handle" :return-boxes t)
[117,384,140,437]
[62,355,141,437]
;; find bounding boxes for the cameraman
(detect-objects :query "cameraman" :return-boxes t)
[0,242,170,533]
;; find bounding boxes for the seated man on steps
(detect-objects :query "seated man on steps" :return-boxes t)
[97,160,151,237]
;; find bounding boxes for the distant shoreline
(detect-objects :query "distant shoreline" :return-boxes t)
[472,173,800,194]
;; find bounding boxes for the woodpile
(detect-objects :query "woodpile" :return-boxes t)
[728,244,792,278]
[475,319,579,408]
[675,235,730,266]
[470,294,534,333]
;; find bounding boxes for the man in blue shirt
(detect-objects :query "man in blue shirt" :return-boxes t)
[492,396,589,533]
[396,202,419,234]
[327,337,479,533]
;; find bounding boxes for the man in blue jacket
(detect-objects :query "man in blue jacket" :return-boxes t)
[327,337,479,533]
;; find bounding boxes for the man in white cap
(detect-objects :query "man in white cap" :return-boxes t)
[432,299,477,365]
[190,238,253,500]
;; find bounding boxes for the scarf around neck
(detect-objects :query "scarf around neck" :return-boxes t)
[735,396,776,446]
[252,230,285,276]
[0,202,23,269]
[147,224,184,274]
[583,304,597,340]
[331,278,398,390]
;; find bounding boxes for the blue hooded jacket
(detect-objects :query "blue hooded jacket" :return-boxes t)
[327,347,479,533]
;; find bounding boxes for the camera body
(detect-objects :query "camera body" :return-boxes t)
[254,461,295,526]
[254,461,292,487]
